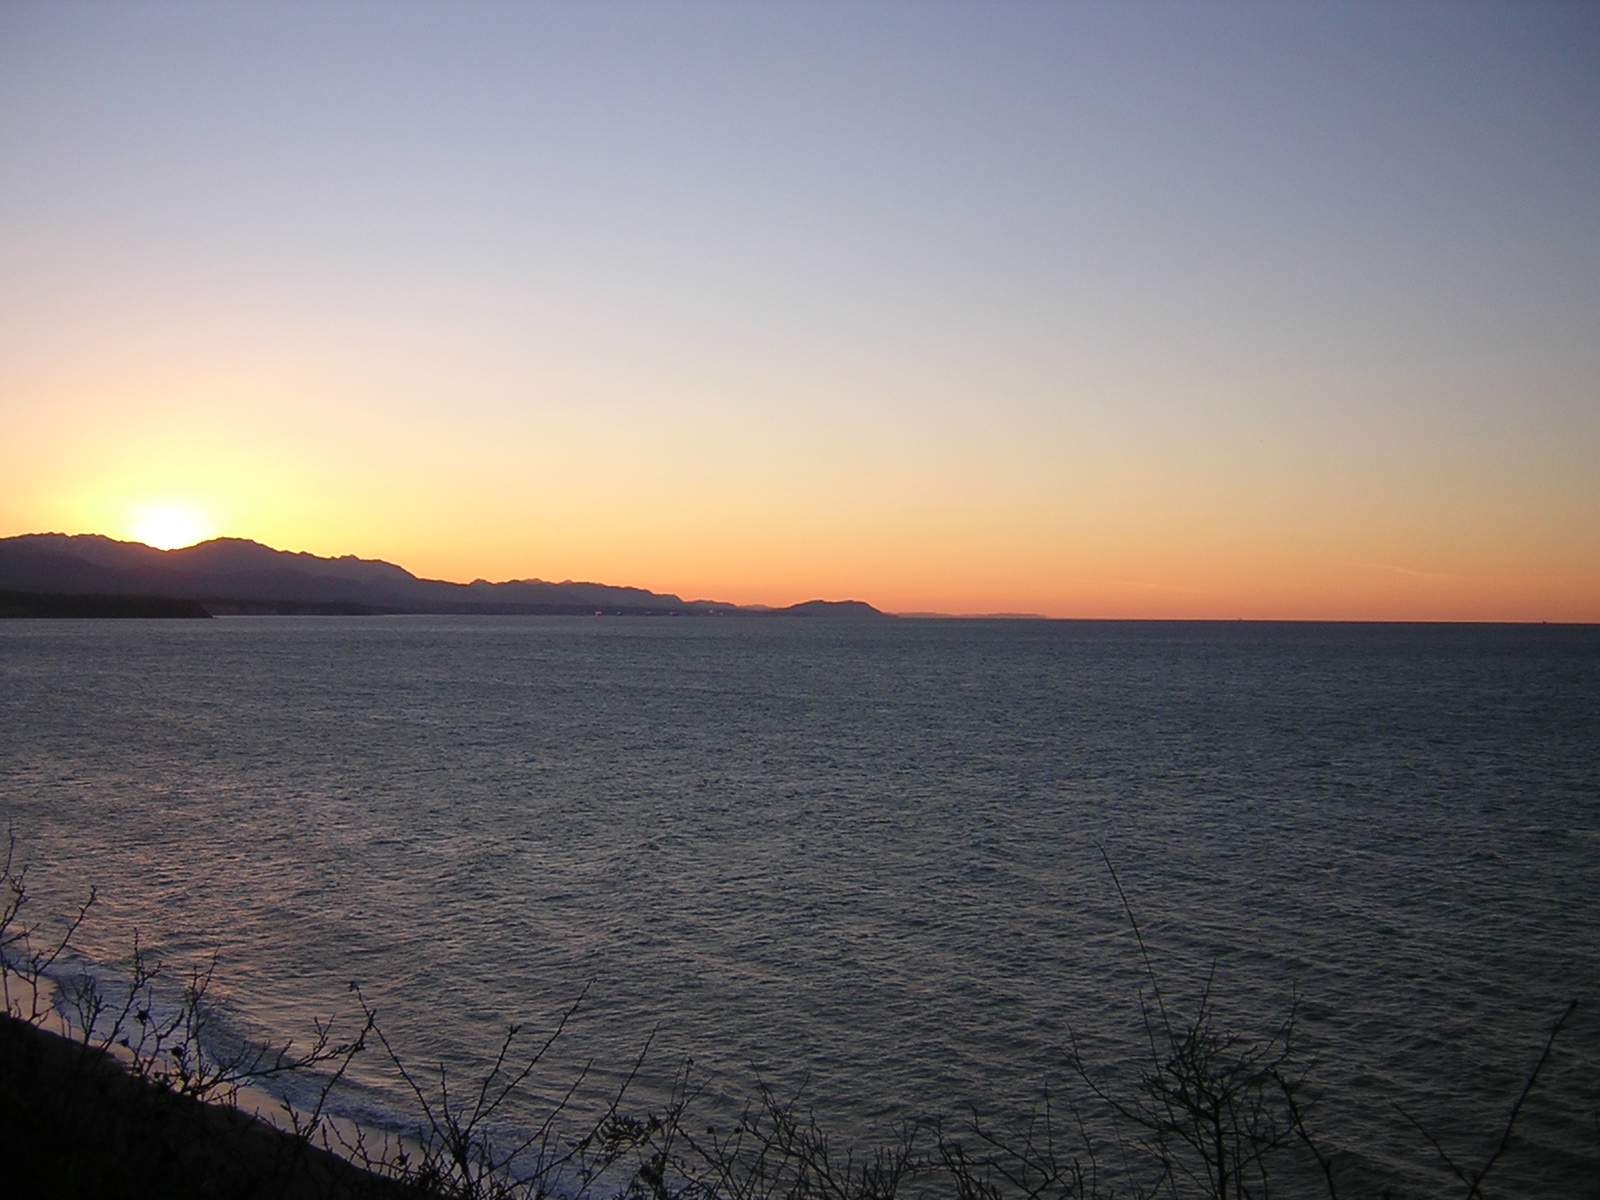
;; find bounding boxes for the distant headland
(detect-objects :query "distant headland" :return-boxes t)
[0,533,888,619]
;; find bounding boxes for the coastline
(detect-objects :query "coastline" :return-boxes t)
[0,1013,401,1199]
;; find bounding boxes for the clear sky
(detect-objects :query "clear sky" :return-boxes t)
[2,1,1596,618]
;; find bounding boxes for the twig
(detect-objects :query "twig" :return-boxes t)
[1466,999,1578,1199]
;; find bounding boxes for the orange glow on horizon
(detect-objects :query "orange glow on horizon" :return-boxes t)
[1,358,1594,624]
[3,502,1595,623]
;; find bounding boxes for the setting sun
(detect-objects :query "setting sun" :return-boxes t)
[128,500,216,550]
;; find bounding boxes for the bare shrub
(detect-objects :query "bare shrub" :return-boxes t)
[0,827,96,1024]
[2,831,1588,1200]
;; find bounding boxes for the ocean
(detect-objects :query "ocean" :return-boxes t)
[2,615,1596,1195]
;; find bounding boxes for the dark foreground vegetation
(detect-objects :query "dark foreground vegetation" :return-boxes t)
[0,1013,400,1198]
[1,838,1587,1200]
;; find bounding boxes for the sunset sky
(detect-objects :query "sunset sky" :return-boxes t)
[2,1,1596,619]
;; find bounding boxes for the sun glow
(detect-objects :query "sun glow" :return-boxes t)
[128,501,217,550]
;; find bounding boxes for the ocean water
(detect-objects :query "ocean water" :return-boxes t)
[1,616,1597,1195]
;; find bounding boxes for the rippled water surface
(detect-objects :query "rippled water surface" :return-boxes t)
[2,616,1597,1195]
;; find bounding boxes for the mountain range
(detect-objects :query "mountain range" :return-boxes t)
[0,534,884,618]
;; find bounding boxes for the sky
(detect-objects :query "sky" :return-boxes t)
[2,1,1597,619]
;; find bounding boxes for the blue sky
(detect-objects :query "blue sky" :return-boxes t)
[2,1,1597,616]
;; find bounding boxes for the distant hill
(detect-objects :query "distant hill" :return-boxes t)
[781,599,883,618]
[0,534,887,618]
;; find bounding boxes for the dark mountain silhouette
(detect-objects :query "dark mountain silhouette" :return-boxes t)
[0,534,887,618]
[781,599,884,618]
